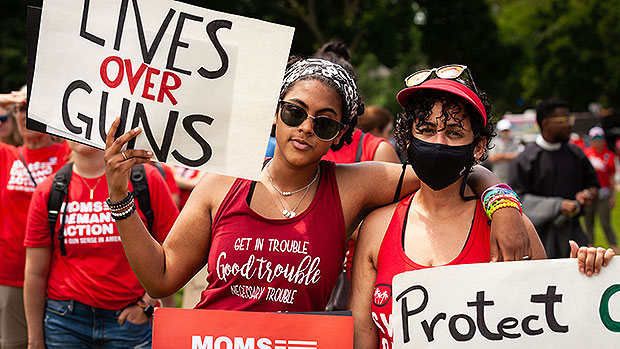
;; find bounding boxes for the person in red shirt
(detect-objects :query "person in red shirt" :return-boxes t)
[584,126,618,252]
[159,163,181,208]
[102,58,530,314]
[349,65,615,348]
[0,90,70,349]
[23,142,179,348]
[172,165,204,210]
[322,128,399,164]
[357,105,395,142]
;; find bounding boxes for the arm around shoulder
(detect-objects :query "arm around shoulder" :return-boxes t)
[336,161,418,220]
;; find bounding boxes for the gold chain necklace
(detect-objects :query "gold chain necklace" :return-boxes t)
[77,174,103,200]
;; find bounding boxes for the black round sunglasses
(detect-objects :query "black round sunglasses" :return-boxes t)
[278,100,346,141]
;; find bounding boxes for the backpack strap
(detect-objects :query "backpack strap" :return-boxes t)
[48,163,73,256]
[19,149,38,188]
[153,162,166,179]
[130,164,154,232]
[354,132,366,163]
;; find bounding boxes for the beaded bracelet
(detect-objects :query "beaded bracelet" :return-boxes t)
[106,191,137,221]
[481,184,523,220]
[487,201,520,218]
[106,191,134,209]
[483,186,522,207]
[110,203,136,221]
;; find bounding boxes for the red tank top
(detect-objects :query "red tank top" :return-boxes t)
[372,193,490,348]
[195,161,347,312]
[322,128,390,163]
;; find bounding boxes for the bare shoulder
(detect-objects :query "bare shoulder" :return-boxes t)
[373,141,400,163]
[362,202,398,233]
[189,172,238,213]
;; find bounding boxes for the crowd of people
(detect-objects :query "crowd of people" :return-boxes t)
[0,39,616,349]
[489,103,620,255]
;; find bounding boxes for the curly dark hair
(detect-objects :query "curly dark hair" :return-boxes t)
[395,88,495,163]
[278,55,362,151]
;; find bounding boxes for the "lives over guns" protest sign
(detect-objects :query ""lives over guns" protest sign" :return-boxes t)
[29,0,294,179]
[392,258,620,348]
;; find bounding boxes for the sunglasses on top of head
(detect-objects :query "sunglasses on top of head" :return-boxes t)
[404,64,480,96]
[278,100,347,141]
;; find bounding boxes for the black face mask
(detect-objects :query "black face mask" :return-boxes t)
[406,136,476,196]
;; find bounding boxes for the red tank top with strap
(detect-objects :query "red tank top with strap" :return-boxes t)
[371,193,490,348]
[195,160,347,312]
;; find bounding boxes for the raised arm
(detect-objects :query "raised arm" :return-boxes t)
[104,118,217,298]
[0,91,26,106]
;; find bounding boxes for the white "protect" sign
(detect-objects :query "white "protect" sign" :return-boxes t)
[393,258,620,348]
[29,0,294,180]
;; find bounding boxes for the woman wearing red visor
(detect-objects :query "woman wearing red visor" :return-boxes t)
[349,65,615,348]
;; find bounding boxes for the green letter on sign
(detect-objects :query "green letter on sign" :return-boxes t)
[600,284,620,332]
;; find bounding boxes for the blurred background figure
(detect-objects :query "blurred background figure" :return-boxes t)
[509,98,599,258]
[569,132,587,151]
[357,105,394,141]
[0,103,23,147]
[584,126,618,253]
[488,119,520,182]
[173,166,204,210]
[158,163,181,209]
[0,87,70,349]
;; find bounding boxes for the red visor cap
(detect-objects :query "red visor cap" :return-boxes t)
[396,79,487,126]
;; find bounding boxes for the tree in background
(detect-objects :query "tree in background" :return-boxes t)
[0,1,34,91]
[493,0,620,112]
[2,0,619,117]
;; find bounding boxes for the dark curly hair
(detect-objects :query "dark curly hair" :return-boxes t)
[395,88,495,163]
[279,54,363,151]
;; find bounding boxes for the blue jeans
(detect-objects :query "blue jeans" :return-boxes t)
[44,299,151,348]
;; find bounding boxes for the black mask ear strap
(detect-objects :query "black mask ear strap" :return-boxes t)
[460,167,478,201]
[393,162,408,203]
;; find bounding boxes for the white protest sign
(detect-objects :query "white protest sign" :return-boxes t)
[29,0,294,179]
[392,258,620,348]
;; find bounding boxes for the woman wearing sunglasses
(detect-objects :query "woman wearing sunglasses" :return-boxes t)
[349,65,615,348]
[101,58,529,313]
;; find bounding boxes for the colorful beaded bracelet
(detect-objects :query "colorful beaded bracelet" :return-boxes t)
[481,184,523,220]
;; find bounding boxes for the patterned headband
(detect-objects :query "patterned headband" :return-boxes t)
[280,58,360,122]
